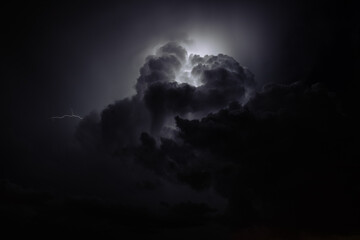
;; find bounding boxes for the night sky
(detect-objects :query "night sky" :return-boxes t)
[2,0,360,239]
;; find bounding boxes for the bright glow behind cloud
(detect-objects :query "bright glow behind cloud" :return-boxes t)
[183,33,230,56]
[149,32,230,59]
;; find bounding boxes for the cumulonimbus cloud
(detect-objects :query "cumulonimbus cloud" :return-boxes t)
[75,41,358,229]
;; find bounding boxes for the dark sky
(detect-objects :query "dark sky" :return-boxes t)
[2,0,360,239]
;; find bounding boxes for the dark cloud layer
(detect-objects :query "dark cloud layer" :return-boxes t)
[71,41,360,234]
[91,42,255,150]
[175,82,359,228]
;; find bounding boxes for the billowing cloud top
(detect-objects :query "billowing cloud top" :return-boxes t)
[95,42,255,146]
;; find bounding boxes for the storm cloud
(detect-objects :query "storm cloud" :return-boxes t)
[73,41,359,233]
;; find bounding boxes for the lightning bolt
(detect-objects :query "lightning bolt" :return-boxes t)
[51,109,83,120]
